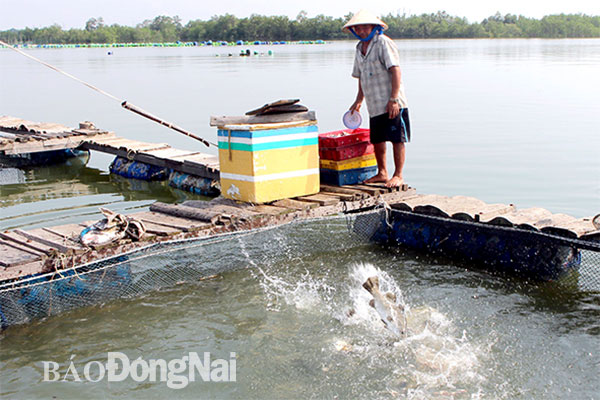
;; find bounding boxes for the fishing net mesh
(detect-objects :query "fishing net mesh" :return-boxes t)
[0,207,599,329]
[352,208,600,290]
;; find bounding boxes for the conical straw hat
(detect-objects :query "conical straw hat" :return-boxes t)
[342,9,388,32]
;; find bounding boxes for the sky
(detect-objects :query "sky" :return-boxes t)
[1,0,599,30]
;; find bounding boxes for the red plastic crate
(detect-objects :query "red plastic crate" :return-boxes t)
[318,128,370,148]
[319,142,374,161]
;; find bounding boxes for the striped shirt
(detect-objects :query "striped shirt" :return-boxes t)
[352,34,409,117]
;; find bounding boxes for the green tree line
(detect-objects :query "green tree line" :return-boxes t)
[1,12,599,44]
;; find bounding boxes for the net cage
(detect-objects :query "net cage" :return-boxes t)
[352,208,600,289]
[0,207,599,329]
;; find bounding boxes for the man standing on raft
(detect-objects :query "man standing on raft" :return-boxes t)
[346,10,411,188]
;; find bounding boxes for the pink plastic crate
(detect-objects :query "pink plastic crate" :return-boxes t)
[319,142,374,161]
[318,128,370,148]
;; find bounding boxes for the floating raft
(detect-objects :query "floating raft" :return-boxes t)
[361,194,599,281]
[1,116,598,284]
[5,40,326,49]
[0,116,108,158]
[1,189,598,283]
[388,194,599,240]
[0,184,414,282]
[83,136,219,181]
[0,116,218,180]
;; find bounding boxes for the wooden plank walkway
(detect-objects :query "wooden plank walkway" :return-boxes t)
[1,184,599,283]
[80,134,219,179]
[0,116,219,180]
[389,194,599,239]
[0,116,113,154]
[0,183,416,281]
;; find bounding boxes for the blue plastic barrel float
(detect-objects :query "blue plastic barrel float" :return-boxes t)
[168,171,220,197]
[109,156,168,181]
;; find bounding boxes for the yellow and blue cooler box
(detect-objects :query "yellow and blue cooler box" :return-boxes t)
[218,120,320,203]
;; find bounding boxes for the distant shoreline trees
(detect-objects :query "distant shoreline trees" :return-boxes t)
[1,12,599,44]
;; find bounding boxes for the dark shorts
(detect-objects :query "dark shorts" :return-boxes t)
[369,109,411,144]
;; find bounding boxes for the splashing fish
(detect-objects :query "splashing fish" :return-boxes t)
[362,276,407,337]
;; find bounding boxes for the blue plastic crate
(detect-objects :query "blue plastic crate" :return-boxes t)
[320,166,377,186]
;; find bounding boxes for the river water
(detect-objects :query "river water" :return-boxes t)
[0,39,599,398]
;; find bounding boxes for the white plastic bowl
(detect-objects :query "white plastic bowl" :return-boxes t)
[342,110,362,129]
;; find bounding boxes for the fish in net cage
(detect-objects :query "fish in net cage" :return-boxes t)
[1,209,599,330]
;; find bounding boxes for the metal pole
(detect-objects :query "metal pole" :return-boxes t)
[121,102,211,147]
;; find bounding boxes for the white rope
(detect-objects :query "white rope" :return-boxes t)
[0,39,217,147]
[376,194,394,229]
[0,39,121,102]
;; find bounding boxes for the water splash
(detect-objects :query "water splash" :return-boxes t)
[256,261,486,397]
[348,263,484,394]
[256,267,335,312]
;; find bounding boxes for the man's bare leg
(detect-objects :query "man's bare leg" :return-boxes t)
[386,142,405,188]
[364,142,388,183]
